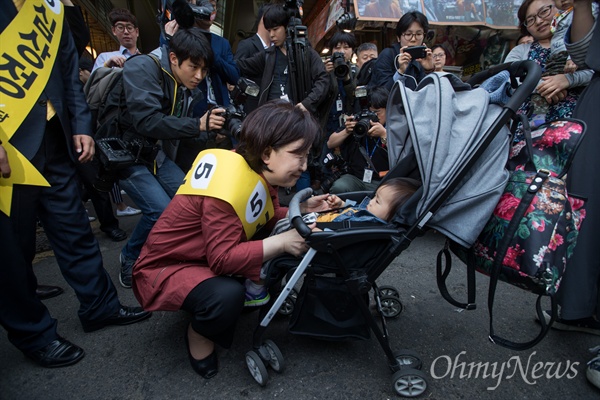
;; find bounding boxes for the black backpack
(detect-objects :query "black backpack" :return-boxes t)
[83,54,162,140]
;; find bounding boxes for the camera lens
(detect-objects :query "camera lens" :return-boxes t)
[354,118,370,137]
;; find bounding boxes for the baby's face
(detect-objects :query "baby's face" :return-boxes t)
[554,0,573,10]
[367,186,395,221]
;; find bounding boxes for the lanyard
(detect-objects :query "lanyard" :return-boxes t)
[365,137,381,159]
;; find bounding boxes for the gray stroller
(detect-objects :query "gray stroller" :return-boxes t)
[245,61,542,397]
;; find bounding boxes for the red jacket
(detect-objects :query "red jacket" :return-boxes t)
[132,184,287,311]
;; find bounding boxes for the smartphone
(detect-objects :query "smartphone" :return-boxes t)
[403,45,427,60]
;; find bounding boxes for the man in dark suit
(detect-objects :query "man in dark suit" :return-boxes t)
[234,3,273,114]
[0,0,150,368]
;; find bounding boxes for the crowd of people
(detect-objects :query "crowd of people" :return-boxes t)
[0,0,598,390]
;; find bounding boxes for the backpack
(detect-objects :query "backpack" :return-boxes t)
[83,54,162,140]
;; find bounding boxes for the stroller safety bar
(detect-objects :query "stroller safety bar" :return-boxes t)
[288,187,314,238]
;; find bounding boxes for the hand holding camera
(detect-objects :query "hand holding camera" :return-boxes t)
[200,108,225,132]
[396,45,431,74]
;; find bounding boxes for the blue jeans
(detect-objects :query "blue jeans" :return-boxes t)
[118,154,184,261]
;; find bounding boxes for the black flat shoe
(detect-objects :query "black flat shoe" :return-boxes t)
[103,228,127,242]
[27,336,85,368]
[184,330,218,379]
[36,285,64,300]
[81,305,151,333]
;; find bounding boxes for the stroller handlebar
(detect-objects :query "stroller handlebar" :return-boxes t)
[467,60,542,113]
[289,187,313,238]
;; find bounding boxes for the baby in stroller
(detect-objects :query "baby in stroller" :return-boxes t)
[244,177,421,306]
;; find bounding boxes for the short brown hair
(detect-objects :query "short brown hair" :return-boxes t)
[236,100,322,173]
[378,177,421,221]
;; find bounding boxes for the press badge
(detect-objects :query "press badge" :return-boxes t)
[363,168,373,183]
[336,99,343,112]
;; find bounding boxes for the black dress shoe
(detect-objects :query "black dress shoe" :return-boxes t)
[36,285,64,300]
[103,228,127,242]
[184,330,218,379]
[27,336,85,368]
[81,305,152,333]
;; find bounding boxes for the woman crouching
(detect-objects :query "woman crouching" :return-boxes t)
[132,100,339,378]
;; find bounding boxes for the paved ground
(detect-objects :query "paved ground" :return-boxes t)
[1,196,599,400]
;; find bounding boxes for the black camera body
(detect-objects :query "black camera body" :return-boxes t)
[94,137,159,192]
[353,110,379,138]
[320,152,349,193]
[215,105,245,139]
[96,138,136,172]
[331,52,350,81]
[214,77,259,139]
[159,0,214,31]
[404,45,427,60]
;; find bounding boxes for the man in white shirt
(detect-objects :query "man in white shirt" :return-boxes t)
[92,8,140,71]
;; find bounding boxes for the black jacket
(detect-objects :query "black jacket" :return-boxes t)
[236,45,330,120]
[121,46,206,152]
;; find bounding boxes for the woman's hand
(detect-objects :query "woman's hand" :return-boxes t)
[263,228,310,259]
[419,47,434,72]
[536,75,570,103]
[395,48,411,74]
[301,194,344,213]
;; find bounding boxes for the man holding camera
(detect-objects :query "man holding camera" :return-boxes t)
[323,31,357,138]
[324,87,390,194]
[115,28,224,288]
[92,9,140,71]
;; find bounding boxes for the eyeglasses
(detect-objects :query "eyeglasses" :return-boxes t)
[114,23,136,33]
[523,4,554,27]
[432,53,446,59]
[401,32,424,40]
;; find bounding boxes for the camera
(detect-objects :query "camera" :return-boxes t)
[320,152,349,193]
[94,137,159,192]
[352,110,379,138]
[350,85,378,138]
[159,0,214,31]
[403,45,427,60]
[96,138,136,172]
[331,51,350,81]
[214,77,259,139]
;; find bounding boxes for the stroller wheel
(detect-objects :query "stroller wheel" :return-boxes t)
[380,295,404,318]
[393,349,423,371]
[262,339,285,373]
[246,350,269,386]
[379,285,400,298]
[391,368,427,397]
[277,288,298,316]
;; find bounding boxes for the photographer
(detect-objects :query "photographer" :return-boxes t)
[115,28,224,289]
[370,11,434,91]
[323,31,357,137]
[324,87,390,194]
[159,0,239,171]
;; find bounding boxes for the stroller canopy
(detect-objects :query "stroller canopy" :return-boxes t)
[387,72,510,248]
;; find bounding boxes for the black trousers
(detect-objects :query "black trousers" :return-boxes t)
[181,276,246,348]
[4,120,120,335]
[0,213,58,354]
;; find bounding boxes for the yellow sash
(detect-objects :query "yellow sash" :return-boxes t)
[0,0,63,216]
[177,149,275,240]
[0,0,64,141]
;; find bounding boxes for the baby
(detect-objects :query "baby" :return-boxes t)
[313,177,421,224]
[244,178,421,307]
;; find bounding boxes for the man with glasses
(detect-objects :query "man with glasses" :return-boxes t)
[92,9,140,71]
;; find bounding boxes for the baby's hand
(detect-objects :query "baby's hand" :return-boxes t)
[564,59,577,74]
[325,194,344,209]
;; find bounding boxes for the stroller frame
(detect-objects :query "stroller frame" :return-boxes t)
[245,61,542,397]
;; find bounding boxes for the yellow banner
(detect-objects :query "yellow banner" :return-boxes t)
[0,0,63,216]
[178,149,274,240]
